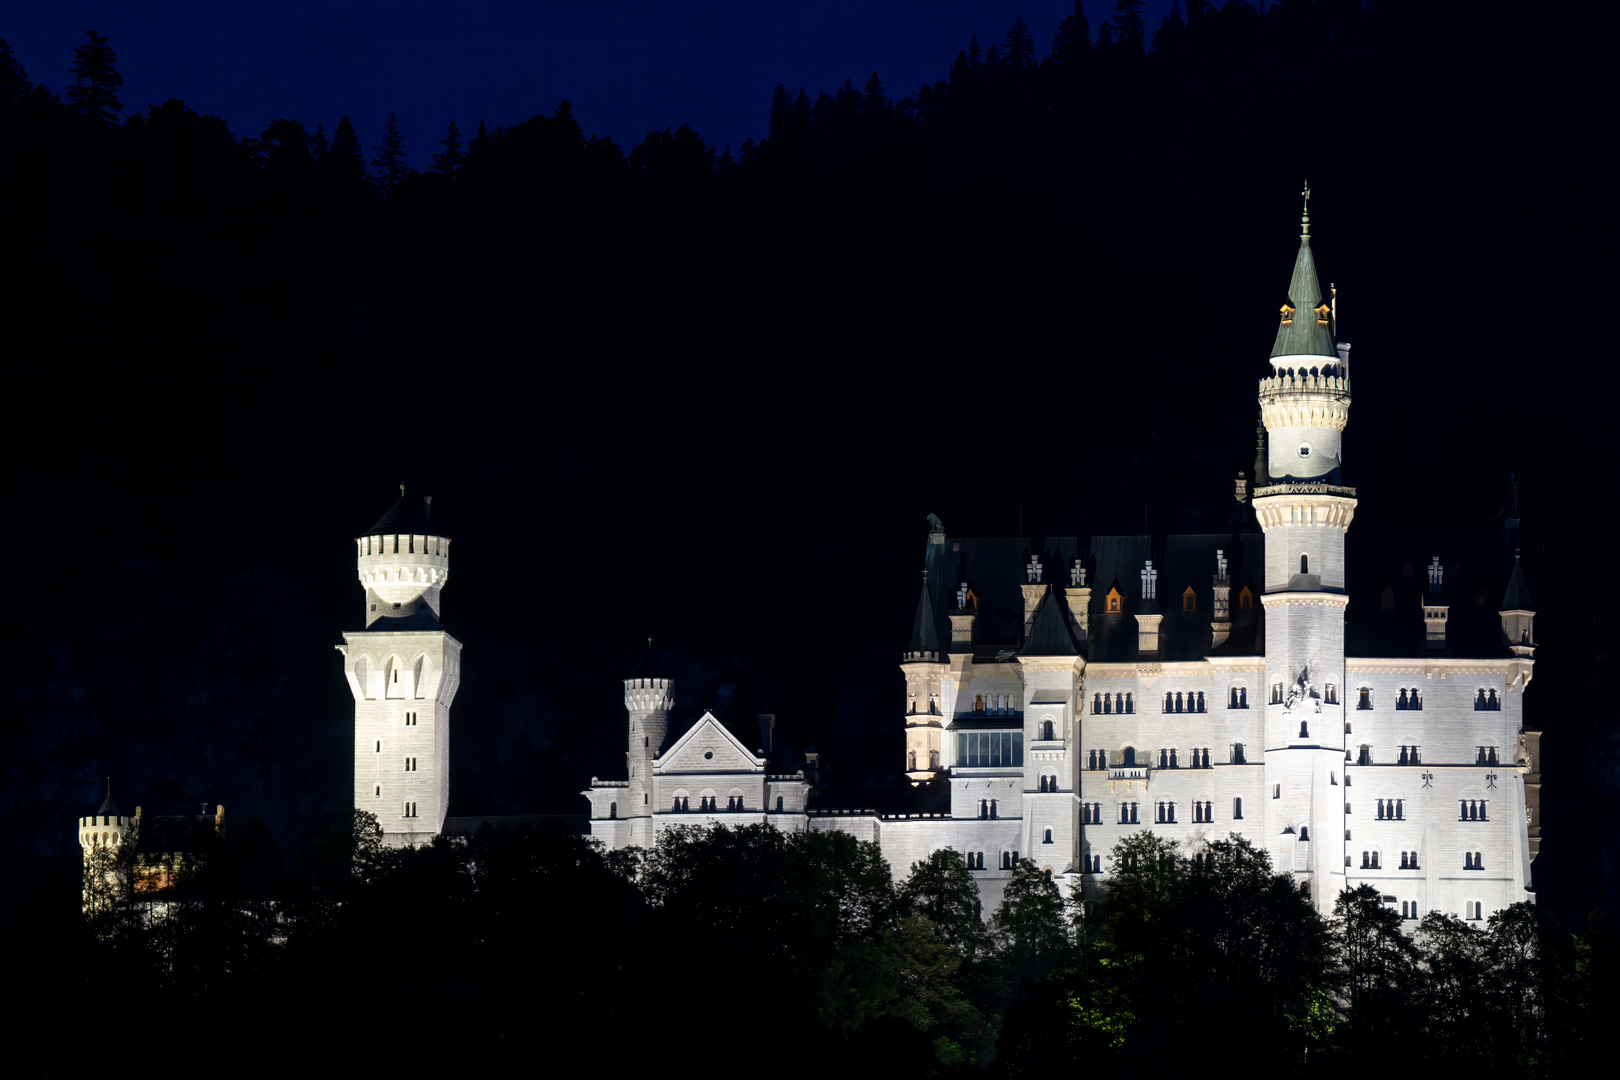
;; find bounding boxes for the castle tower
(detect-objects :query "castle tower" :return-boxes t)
[624,643,673,847]
[1252,186,1356,906]
[903,572,947,782]
[337,489,462,847]
[79,785,134,858]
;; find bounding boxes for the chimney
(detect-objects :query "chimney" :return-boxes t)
[1211,549,1232,649]
[1020,553,1047,640]
[1422,556,1449,650]
[1064,558,1091,644]
[757,714,776,756]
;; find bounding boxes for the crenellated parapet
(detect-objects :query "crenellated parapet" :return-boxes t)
[625,676,673,714]
[1258,372,1351,431]
[1251,489,1357,530]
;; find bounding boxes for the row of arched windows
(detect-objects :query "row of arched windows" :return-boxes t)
[1399,851,1420,869]
[1460,800,1490,821]
[1475,746,1501,765]
[1154,801,1177,823]
[1037,775,1060,793]
[1464,851,1486,870]
[1191,801,1215,823]
[906,750,941,770]
[1395,688,1424,710]
[1081,803,1102,823]
[1163,691,1206,714]
[1092,692,1135,714]
[1475,688,1501,710]
[1117,802,1139,824]
[1375,798,1405,820]
[973,693,1014,714]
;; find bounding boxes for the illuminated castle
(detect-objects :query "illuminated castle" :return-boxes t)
[582,192,1544,923]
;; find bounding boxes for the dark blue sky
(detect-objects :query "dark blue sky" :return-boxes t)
[7,1,1177,163]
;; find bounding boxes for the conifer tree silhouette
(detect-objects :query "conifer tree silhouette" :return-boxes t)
[67,29,123,124]
[324,114,367,183]
[1050,2,1094,66]
[370,112,408,191]
[0,39,30,113]
[1112,0,1147,58]
[429,118,464,174]
[1004,17,1036,71]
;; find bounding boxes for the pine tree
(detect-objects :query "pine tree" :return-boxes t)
[0,38,31,114]
[767,82,791,141]
[323,113,368,187]
[429,118,463,174]
[1112,0,1147,58]
[1051,2,1094,67]
[312,122,329,158]
[1151,1,1186,54]
[67,29,123,124]
[370,112,408,191]
[967,33,983,69]
[1004,16,1036,72]
[861,71,890,119]
[1097,19,1115,55]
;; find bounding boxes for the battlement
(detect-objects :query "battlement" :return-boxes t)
[1259,372,1351,431]
[624,676,673,712]
[357,532,449,604]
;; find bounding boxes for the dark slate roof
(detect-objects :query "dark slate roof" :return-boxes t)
[907,577,942,655]
[1343,532,1526,659]
[1087,533,1266,662]
[96,792,120,816]
[1269,228,1337,359]
[930,535,1079,653]
[626,639,660,679]
[1501,557,1533,610]
[362,493,443,538]
[1021,590,1081,657]
[136,814,218,854]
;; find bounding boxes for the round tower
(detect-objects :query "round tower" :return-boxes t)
[79,787,135,857]
[1253,186,1357,909]
[356,486,450,627]
[624,642,673,847]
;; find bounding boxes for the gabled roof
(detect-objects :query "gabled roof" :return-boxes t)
[655,710,765,772]
[1020,590,1081,657]
[1501,556,1533,611]
[907,577,941,655]
[1269,217,1337,359]
[362,492,443,538]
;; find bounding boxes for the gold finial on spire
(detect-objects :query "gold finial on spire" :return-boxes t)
[400,483,406,498]
[1300,179,1311,235]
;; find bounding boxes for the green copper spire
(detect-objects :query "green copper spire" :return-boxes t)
[1269,181,1337,359]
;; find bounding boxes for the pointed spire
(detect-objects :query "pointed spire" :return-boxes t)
[907,570,942,657]
[1270,181,1337,359]
[1501,551,1533,611]
[1020,591,1082,657]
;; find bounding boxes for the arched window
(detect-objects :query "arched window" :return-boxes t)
[776,795,784,811]
[1358,686,1372,710]
[1093,693,1103,713]
[1044,828,1054,844]
[1107,587,1123,613]
[1122,746,1136,766]
[1233,796,1243,819]
[1175,691,1185,713]
[1300,553,1309,574]
[1042,719,1055,740]
[1239,586,1254,610]
[929,749,940,768]
[609,802,617,819]
[908,750,917,771]
[974,693,985,712]
[1196,691,1205,712]
[1124,692,1134,713]
[1170,748,1179,768]
[1002,851,1012,869]
[1164,691,1174,713]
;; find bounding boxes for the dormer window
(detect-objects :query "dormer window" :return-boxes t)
[1315,303,1331,324]
[1279,303,1295,324]
[1238,586,1253,611]
[1106,587,1123,613]
[1182,587,1196,612]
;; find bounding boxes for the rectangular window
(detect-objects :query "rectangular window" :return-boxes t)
[956,731,1023,767]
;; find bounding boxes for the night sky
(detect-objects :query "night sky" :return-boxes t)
[5,0,1618,928]
[6,1,1177,161]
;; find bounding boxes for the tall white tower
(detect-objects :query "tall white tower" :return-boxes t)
[623,643,672,848]
[338,489,461,847]
[1253,185,1356,908]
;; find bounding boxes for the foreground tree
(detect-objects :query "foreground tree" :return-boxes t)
[67,29,122,123]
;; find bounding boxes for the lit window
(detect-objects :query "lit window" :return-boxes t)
[1106,587,1123,613]
[1238,586,1253,611]
[1182,587,1196,612]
